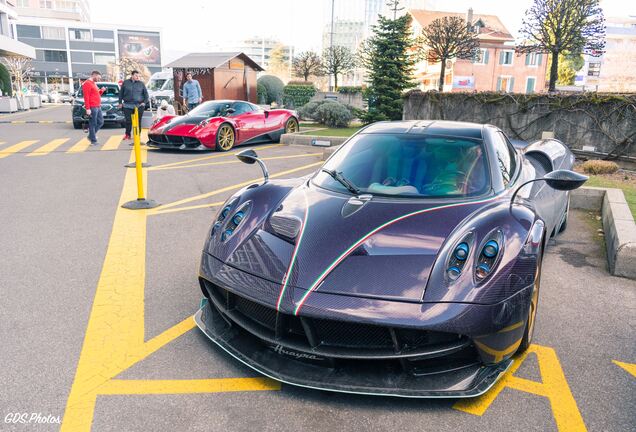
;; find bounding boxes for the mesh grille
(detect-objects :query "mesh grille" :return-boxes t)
[234,295,277,330]
[313,318,394,348]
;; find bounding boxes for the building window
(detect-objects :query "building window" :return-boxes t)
[55,0,77,11]
[40,50,68,62]
[499,50,514,66]
[525,52,542,66]
[16,24,41,38]
[39,0,53,8]
[94,53,115,65]
[92,30,114,43]
[69,29,91,41]
[41,26,65,40]
[472,48,489,65]
[17,0,30,7]
[526,77,536,94]
[497,76,514,92]
[587,62,601,77]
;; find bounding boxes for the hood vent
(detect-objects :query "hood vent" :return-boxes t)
[267,214,301,242]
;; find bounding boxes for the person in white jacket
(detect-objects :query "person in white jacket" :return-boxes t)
[154,99,175,122]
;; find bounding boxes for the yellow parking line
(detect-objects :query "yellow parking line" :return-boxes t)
[613,360,636,377]
[101,135,123,151]
[158,161,323,211]
[149,143,283,169]
[27,138,70,156]
[66,137,91,153]
[150,152,322,172]
[0,140,38,159]
[100,377,280,395]
[11,120,26,124]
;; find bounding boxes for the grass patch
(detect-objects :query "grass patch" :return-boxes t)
[585,175,636,219]
[301,125,363,137]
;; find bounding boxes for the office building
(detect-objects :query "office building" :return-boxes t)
[14,0,89,22]
[0,0,34,58]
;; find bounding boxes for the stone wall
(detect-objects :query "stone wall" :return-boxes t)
[403,91,636,158]
[311,91,365,110]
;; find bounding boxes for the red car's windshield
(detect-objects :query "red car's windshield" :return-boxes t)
[187,101,232,117]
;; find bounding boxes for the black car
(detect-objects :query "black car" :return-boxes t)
[71,82,124,129]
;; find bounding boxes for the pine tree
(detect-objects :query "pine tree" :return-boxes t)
[360,0,416,123]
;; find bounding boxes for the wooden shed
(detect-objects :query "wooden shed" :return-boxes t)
[166,52,264,110]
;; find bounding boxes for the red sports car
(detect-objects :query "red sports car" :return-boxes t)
[147,100,299,151]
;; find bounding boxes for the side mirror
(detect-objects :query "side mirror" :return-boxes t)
[511,169,588,205]
[264,110,269,118]
[236,149,269,183]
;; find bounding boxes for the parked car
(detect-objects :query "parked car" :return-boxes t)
[147,100,298,151]
[194,120,588,398]
[71,82,124,129]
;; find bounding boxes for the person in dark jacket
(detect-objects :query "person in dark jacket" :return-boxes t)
[118,70,149,141]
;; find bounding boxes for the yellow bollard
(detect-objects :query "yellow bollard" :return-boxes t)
[122,107,160,209]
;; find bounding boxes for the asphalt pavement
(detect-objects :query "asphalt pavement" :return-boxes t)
[0,105,634,432]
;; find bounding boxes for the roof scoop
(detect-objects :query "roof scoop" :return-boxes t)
[341,194,372,218]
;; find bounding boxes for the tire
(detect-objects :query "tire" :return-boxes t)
[285,117,299,134]
[517,245,543,354]
[73,121,82,130]
[558,197,570,234]
[215,124,235,152]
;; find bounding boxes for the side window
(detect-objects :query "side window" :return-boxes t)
[232,102,251,115]
[491,132,515,186]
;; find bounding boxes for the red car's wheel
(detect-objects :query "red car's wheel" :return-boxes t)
[216,124,235,152]
[285,117,299,134]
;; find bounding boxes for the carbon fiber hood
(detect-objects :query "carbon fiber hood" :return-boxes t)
[214,183,490,302]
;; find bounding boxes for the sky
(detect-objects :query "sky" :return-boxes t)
[89,0,635,65]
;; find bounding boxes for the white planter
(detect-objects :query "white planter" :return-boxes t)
[27,95,41,108]
[17,96,30,110]
[0,97,18,113]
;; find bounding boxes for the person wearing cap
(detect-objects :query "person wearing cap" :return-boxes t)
[154,99,176,122]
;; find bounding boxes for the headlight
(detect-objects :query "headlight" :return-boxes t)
[474,230,504,282]
[211,200,252,243]
[445,233,474,282]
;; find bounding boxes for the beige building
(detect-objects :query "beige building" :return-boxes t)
[578,16,636,92]
[14,0,89,22]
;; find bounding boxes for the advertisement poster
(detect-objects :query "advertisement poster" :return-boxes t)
[452,76,475,89]
[118,33,161,64]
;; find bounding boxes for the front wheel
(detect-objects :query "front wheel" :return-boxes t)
[284,117,299,134]
[215,124,235,152]
[558,197,570,234]
[517,245,543,354]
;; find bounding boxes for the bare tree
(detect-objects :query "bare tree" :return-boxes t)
[322,46,356,91]
[517,0,605,92]
[292,51,324,82]
[107,57,151,82]
[418,16,479,92]
[1,56,33,108]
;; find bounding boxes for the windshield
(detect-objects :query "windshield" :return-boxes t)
[313,133,490,198]
[187,101,231,117]
[76,84,119,98]
[148,79,167,91]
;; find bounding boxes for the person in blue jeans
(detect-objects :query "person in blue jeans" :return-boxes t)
[82,70,105,145]
[182,72,202,111]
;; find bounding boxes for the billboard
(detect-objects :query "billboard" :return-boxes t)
[452,76,475,89]
[118,32,161,65]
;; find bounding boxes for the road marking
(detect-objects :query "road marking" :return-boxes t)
[101,135,123,151]
[454,344,586,431]
[11,120,26,124]
[149,200,225,216]
[149,143,284,169]
[27,138,70,156]
[613,360,636,377]
[157,161,323,211]
[150,153,322,171]
[100,377,280,395]
[62,149,281,431]
[66,137,91,153]
[0,140,38,159]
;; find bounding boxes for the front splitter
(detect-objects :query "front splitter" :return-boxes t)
[194,302,512,398]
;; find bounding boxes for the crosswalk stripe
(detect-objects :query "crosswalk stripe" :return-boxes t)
[0,140,38,159]
[101,135,123,151]
[27,138,70,156]
[66,138,91,153]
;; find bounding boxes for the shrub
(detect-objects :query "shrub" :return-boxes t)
[314,101,353,127]
[257,83,267,104]
[581,160,619,175]
[337,86,363,95]
[257,75,284,104]
[282,84,316,109]
[0,63,11,96]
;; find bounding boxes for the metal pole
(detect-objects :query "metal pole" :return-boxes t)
[329,0,335,91]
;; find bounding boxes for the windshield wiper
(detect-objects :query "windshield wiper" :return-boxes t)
[321,168,361,195]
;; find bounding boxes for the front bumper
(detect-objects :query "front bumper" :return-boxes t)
[195,299,512,397]
[147,133,210,151]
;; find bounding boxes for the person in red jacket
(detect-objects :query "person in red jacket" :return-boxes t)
[82,70,105,145]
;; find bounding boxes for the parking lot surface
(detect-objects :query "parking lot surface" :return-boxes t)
[1,106,634,431]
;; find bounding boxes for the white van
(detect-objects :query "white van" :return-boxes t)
[148,70,174,108]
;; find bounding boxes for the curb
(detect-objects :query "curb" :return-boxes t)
[571,186,636,279]
[280,133,348,147]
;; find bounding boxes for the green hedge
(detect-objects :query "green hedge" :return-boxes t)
[0,63,11,96]
[337,86,363,95]
[257,75,284,104]
[283,84,316,109]
[298,99,352,127]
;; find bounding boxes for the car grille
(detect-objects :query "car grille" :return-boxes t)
[148,134,201,148]
[200,278,473,363]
